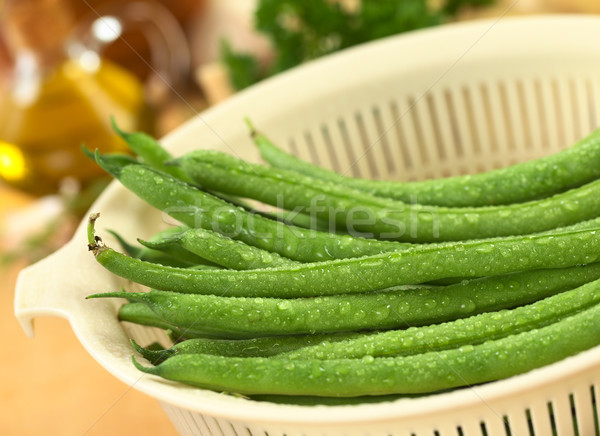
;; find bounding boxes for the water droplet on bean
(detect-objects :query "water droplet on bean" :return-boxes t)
[459,299,476,313]
[277,301,291,310]
[397,301,411,313]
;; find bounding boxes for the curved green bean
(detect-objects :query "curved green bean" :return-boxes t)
[174,150,600,242]
[108,226,222,268]
[115,124,321,234]
[139,227,298,270]
[107,230,194,268]
[111,118,192,182]
[92,151,409,262]
[252,123,600,207]
[112,122,326,234]
[88,214,600,298]
[119,302,177,331]
[132,293,600,396]
[210,189,335,233]
[118,302,227,340]
[130,333,358,364]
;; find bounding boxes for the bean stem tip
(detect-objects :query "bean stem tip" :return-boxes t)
[87,213,106,255]
[244,117,258,138]
[131,355,157,373]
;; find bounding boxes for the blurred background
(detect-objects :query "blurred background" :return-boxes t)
[1,0,599,434]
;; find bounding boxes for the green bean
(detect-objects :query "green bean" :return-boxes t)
[92,151,409,261]
[119,302,191,342]
[132,289,600,396]
[278,210,337,232]
[88,214,600,298]
[144,342,166,351]
[107,230,193,268]
[428,215,600,285]
[119,302,177,331]
[279,264,600,359]
[94,288,419,338]
[130,333,358,364]
[89,263,600,338]
[210,189,335,233]
[136,239,222,269]
[112,121,322,235]
[257,207,336,233]
[174,150,600,242]
[113,116,323,237]
[139,227,299,270]
[111,118,192,182]
[118,302,225,340]
[108,226,221,269]
[252,123,600,207]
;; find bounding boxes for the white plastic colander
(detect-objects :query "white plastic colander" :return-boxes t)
[15,15,600,436]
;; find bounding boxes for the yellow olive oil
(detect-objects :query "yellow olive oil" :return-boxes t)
[0,58,153,195]
[0,0,154,195]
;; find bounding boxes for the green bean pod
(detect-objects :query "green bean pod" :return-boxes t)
[252,124,600,207]
[89,262,600,338]
[107,230,195,268]
[92,152,409,262]
[111,118,193,182]
[132,291,600,396]
[108,226,222,269]
[139,227,298,270]
[118,302,227,340]
[210,189,335,233]
[280,266,600,359]
[112,121,320,237]
[130,333,358,364]
[174,150,600,242]
[88,214,600,298]
[119,302,177,332]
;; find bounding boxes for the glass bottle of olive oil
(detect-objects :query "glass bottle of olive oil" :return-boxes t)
[0,0,154,195]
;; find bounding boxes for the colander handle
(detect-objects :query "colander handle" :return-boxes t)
[14,234,109,338]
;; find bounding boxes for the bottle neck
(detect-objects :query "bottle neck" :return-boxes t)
[2,0,74,69]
